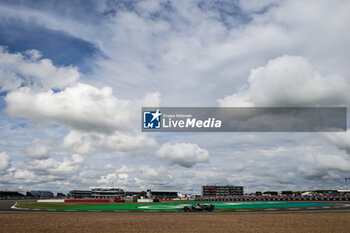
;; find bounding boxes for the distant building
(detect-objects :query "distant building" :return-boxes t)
[56,193,66,198]
[68,187,125,199]
[27,191,54,198]
[147,189,179,199]
[90,187,125,199]
[263,191,278,196]
[68,190,92,199]
[125,191,140,197]
[202,185,244,197]
[0,191,25,199]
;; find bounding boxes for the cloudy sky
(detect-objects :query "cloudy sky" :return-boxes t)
[1,0,350,194]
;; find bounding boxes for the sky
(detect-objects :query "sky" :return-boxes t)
[1,0,350,194]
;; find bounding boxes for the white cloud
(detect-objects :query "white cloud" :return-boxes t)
[298,153,350,181]
[104,163,114,170]
[0,152,11,171]
[140,165,166,179]
[1,47,160,135]
[1,48,162,159]
[97,173,129,187]
[0,153,86,188]
[0,69,22,92]
[324,132,350,155]
[231,160,254,172]
[139,165,173,186]
[0,47,79,90]
[6,83,160,134]
[97,173,117,185]
[217,54,350,186]
[238,0,278,13]
[137,0,164,13]
[25,138,49,160]
[118,173,128,180]
[13,170,37,181]
[62,130,158,154]
[26,154,84,176]
[6,83,160,133]
[218,55,350,107]
[116,165,136,173]
[155,143,209,168]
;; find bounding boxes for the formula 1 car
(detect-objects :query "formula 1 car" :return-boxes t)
[183,203,215,212]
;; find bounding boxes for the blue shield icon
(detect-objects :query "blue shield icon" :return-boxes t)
[143,109,162,129]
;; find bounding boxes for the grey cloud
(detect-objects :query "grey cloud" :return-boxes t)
[0,152,11,171]
[25,138,50,160]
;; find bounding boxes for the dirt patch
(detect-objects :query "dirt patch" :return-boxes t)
[1,212,350,233]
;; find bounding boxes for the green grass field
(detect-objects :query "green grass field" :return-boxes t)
[17,200,335,211]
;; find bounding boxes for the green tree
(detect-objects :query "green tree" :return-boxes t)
[139,191,147,198]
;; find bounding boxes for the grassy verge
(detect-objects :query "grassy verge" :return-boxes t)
[16,200,337,211]
[16,200,195,210]
[17,201,120,209]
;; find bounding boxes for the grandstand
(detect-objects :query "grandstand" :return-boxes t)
[202,185,244,197]
[68,190,92,199]
[0,191,25,199]
[91,187,125,199]
[147,189,179,199]
[68,187,125,199]
[27,191,54,198]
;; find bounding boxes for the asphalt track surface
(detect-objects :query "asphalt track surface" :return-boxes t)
[2,200,350,214]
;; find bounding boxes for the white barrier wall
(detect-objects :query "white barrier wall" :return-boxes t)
[137,199,153,203]
[37,199,65,203]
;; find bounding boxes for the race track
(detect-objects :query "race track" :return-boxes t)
[2,200,350,214]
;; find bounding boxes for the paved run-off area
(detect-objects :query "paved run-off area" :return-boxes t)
[1,212,350,233]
